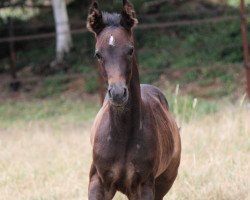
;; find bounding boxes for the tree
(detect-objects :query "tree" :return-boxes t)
[52,0,72,62]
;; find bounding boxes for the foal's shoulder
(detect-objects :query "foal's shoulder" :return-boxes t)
[90,101,109,145]
[140,84,169,110]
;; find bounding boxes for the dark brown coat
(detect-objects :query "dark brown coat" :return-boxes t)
[87,1,181,199]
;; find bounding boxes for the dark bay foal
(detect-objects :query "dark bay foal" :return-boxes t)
[87,1,181,199]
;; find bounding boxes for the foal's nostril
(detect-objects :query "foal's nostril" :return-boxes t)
[108,89,112,98]
[108,84,128,105]
[123,88,127,98]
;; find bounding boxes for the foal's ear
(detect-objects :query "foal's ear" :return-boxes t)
[120,0,138,32]
[87,0,105,36]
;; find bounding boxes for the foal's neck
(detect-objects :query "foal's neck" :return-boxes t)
[109,56,141,135]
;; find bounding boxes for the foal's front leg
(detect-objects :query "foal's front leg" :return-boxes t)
[88,172,105,200]
[141,186,154,199]
[128,180,154,200]
[141,180,155,200]
[88,166,116,200]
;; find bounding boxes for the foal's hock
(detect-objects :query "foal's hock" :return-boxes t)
[87,1,181,199]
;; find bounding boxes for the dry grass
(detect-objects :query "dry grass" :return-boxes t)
[0,102,249,200]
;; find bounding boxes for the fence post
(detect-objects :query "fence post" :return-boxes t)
[8,17,20,91]
[240,0,250,101]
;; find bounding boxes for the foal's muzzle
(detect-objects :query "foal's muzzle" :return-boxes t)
[108,83,128,106]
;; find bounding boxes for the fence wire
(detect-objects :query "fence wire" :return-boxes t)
[0,14,247,43]
[0,10,248,88]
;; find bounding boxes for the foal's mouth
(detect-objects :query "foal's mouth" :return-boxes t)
[109,97,129,108]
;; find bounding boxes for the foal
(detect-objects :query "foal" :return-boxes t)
[87,1,181,199]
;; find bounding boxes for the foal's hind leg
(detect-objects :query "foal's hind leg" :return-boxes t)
[154,169,178,200]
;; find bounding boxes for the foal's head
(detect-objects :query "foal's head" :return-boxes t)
[87,0,138,107]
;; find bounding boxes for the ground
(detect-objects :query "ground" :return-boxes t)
[0,95,249,200]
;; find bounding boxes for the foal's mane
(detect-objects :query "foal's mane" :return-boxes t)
[102,12,121,27]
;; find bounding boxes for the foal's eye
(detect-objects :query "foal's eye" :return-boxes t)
[95,52,102,60]
[128,47,134,56]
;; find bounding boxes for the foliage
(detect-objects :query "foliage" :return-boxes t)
[0,0,249,97]
[140,72,160,84]
[182,70,199,83]
[36,77,68,98]
[0,7,39,22]
[84,77,99,94]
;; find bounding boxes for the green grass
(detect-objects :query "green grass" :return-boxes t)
[0,98,100,128]
[0,90,220,128]
[163,86,219,122]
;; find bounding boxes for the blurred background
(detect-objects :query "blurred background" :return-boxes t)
[0,0,249,200]
[0,0,249,100]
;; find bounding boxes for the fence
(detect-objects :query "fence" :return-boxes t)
[0,1,249,102]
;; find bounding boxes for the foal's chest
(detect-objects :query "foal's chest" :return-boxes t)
[93,136,154,189]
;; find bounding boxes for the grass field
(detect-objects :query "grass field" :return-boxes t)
[0,96,249,200]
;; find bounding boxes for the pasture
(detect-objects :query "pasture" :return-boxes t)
[0,95,249,200]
